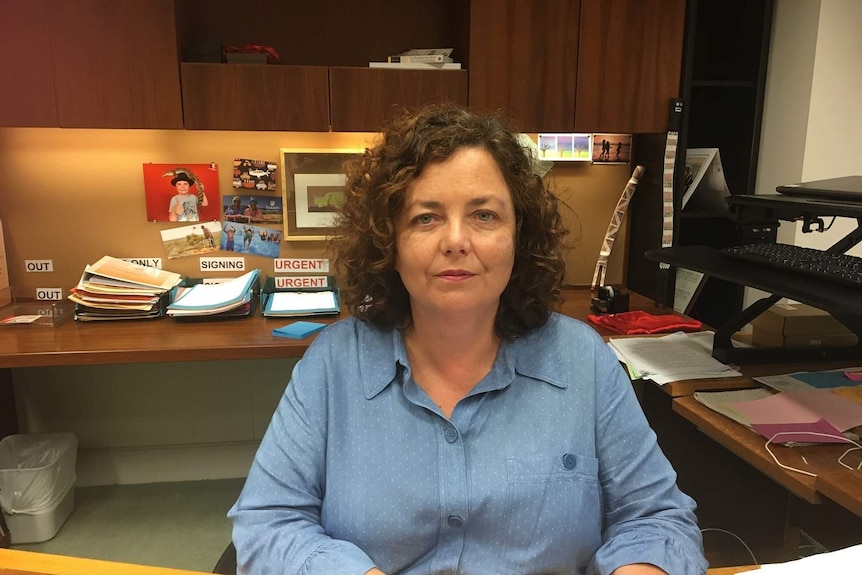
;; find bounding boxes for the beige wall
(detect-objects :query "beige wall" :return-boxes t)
[0,127,631,296]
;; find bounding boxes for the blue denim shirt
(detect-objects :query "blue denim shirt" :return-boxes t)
[229,313,707,575]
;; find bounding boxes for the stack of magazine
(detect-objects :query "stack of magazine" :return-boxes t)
[69,256,183,321]
[167,269,260,319]
[368,48,461,70]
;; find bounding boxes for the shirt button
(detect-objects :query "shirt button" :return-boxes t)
[447,515,464,528]
[562,453,576,469]
[444,427,458,443]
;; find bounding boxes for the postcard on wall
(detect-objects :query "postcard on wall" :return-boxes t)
[143,163,220,222]
[592,134,632,164]
[220,222,281,259]
[223,194,284,225]
[159,221,222,260]
[537,133,592,161]
[233,158,278,191]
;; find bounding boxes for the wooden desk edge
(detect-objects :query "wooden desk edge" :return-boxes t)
[672,396,820,503]
[0,549,757,575]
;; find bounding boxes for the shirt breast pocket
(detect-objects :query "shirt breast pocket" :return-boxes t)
[497,452,601,575]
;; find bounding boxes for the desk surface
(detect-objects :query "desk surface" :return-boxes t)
[674,394,862,513]
[0,549,757,575]
[0,288,664,369]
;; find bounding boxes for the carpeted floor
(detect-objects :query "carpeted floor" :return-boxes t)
[11,478,245,572]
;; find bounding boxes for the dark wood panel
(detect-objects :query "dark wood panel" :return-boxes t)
[469,0,580,132]
[181,63,330,131]
[329,68,468,132]
[47,0,183,129]
[575,0,685,133]
[0,0,57,127]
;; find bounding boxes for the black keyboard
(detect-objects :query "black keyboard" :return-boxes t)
[721,243,862,287]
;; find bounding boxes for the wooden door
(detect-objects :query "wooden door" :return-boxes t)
[330,68,468,132]
[575,0,685,133]
[0,0,58,127]
[46,0,183,129]
[469,0,581,132]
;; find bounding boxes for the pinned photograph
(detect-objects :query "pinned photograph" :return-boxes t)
[592,134,632,164]
[537,133,591,161]
[220,222,281,259]
[233,157,278,191]
[159,221,222,260]
[143,163,220,222]
[223,194,284,224]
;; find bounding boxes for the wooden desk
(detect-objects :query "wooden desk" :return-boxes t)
[0,288,657,369]
[0,549,757,575]
[674,395,862,513]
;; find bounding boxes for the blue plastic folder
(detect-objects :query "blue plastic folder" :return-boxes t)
[272,321,327,339]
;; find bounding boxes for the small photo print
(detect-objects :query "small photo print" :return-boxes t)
[233,158,278,191]
[143,163,220,222]
[537,133,592,161]
[159,221,222,260]
[220,222,281,259]
[592,134,632,164]
[223,194,284,224]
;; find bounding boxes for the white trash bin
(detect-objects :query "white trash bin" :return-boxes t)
[0,432,78,544]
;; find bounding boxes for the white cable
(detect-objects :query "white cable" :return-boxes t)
[764,431,862,478]
[700,527,758,565]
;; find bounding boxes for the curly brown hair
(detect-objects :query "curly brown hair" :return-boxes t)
[331,103,568,340]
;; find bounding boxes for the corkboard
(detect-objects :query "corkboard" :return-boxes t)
[0,128,632,300]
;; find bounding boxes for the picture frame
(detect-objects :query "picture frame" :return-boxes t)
[280,148,364,241]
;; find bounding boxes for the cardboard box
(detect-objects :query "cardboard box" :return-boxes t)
[751,302,857,348]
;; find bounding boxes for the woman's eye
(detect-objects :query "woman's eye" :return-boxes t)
[415,214,435,225]
[475,211,496,222]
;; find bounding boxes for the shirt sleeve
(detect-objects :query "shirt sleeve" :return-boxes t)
[227,337,377,575]
[587,336,708,575]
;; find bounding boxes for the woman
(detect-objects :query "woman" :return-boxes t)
[229,104,707,575]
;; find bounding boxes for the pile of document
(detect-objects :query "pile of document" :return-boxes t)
[608,331,741,384]
[262,289,339,318]
[167,269,259,319]
[69,256,182,321]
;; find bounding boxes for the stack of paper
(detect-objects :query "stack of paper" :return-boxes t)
[608,331,741,384]
[738,542,862,574]
[167,269,260,318]
[262,290,340,318]
[68,256,182,321]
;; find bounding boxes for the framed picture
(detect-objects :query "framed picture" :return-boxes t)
[280,148,364,241]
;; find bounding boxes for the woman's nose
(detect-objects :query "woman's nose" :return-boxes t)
[441,221,469,254]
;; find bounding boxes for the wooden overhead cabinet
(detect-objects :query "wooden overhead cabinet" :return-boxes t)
[180,63,330,131]
[329,68,469,132]
[0,0,58,127]
[575,0,686,133]
[469,0,581,133]
[46,0,183,129]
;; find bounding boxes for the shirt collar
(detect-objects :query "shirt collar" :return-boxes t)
[357,313,568,400]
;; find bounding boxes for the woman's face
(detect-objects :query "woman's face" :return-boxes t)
[394,147,516,321]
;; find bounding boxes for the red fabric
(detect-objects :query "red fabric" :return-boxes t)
[587,310,702,335]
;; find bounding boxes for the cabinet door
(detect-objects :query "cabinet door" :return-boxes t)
[575,0,685,133]
[330,68,468,132]
[469,0,580,133]
[0,0,57,127]
[46,0,183,129]
[181,64,330,131]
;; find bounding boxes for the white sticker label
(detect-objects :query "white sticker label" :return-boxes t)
[35,288,63,300]
[25,260,54,272]
[275,276,330,289]
[200,257,245,272]
[274,258,329,273]
[122,257,163,269]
